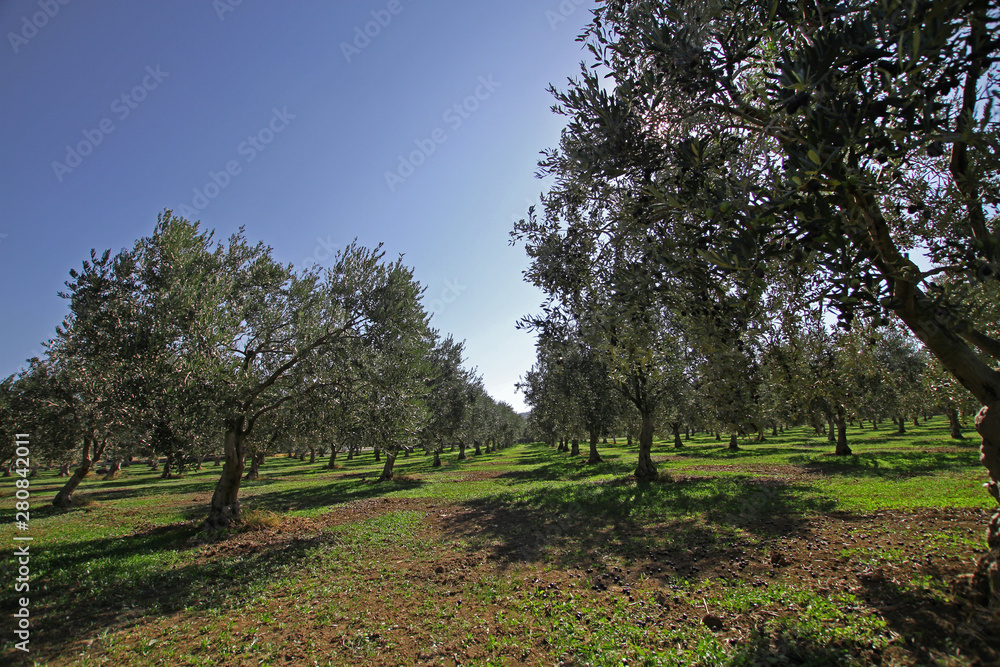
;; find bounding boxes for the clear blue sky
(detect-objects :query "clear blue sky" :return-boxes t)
[0,0,597,411]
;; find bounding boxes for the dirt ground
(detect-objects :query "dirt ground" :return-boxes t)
[50,481,1000,667]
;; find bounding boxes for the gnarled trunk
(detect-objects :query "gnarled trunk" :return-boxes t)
[834,405,852,456]
[433,450,442,467]
[671,422,682,449]
[245,450,263,481]
[309,447,316,464]
[457,442,467,460]
[635,411,657,481]
[949,407,966,439]
[587,430,603,464]
[728,433,740,451]
[975,402,1000,605]
[103,459,121,480]
[204,417,248,531]
[570,439,580,456]
[827,415,836,443]
[897,417,906,435]
[378,448,398,482]
[54,433,106,508]
[328,446,338,469]
[474,440,482,456]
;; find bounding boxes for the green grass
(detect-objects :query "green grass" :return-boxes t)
[1,418,995,665]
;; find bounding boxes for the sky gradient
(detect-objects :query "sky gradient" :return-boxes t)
[0,0,599,411]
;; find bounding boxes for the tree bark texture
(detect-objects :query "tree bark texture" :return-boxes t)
[834,405,853,456]
[635,411,657,481]
[204,418,248,530]
[587,430,603,464]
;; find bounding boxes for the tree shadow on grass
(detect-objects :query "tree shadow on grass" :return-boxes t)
[442,474,837,580]
[0,519,344,663]
[495,457,632,482]
[727,626,884,666]
[855,575,1000,664]
[791,449,981,479]
[666,444,823,461]
[1,474,429,662]
[181,476,427,520]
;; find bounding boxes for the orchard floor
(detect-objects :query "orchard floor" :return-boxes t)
[3,420,1000,666]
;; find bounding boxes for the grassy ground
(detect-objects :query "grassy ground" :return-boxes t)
[2,418,999,666]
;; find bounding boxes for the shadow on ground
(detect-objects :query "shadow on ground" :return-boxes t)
[440,472,837,581]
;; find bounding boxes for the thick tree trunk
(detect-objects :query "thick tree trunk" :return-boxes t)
[103,459,121,480]
[214,455,221,466]
[587,430,603,464]
[433,450,441,467]
[714,431,721,441]
[728,433,740,451]
[949,407,966,439]
[457,442,467,460]
[378,449,398,482]
[474,440,482,456]
[570,439,580,456]
[160,453,173,479]
[347,447,355,461]
[59,462,71,477]
[772,425,778,437]
[195,455,203,471]
[54,435,105,508]
[627,434,633,446]
[245,451,263,481]
[671,422,682,449]
[204,418,248,531]
[328,446,338,469]
[974,402,1000,606]
[897,417,906,435]
[309,447,316,464]
[635,411,657,481]
[834,405,853,456]
[827,415,836,443]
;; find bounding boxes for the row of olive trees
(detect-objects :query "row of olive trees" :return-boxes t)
[2,212,520,529]
[519,301,947,464]
[513,0,1000,601]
